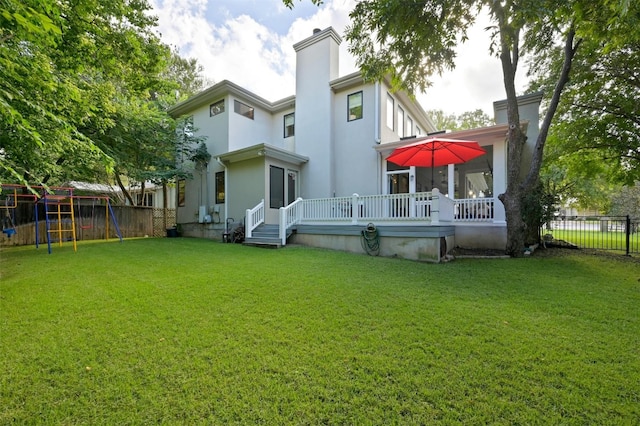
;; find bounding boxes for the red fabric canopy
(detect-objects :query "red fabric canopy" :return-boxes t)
[386,138,486,168]
[386,137,486,188]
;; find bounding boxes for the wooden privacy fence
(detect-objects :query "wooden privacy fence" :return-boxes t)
[1,205,176,247]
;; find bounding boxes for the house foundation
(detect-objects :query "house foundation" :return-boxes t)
[291,224,454,263]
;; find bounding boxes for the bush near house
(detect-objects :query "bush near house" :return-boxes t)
[1,239,638,424]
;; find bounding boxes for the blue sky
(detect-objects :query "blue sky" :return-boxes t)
[150,0,527,116]
[204,0,322,35]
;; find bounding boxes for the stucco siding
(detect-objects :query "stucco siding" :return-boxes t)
[227,158,264,222]
[332,84,378,196]
[228,98,273,151]
[295,31,339,199]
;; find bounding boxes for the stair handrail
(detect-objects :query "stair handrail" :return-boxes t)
[279,197,303,246]
[245,199,265,239]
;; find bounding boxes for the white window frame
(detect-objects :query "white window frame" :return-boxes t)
[386,94,394,130]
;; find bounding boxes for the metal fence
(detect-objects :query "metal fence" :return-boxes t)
[544,215,639,256]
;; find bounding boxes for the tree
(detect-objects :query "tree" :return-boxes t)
[427,109,493,132]
[0,0,170,188]
[531,38,640,188]
[285,0,636,256]
[162,49,210,101]
[609,182,640,219]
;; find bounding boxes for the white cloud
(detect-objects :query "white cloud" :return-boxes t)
[150,0,527,115]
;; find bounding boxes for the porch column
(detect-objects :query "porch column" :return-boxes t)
[431,188,440,225]
[447,165,455,198]
[492,140,507,223]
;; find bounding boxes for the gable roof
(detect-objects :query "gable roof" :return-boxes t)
[167,80,295,118]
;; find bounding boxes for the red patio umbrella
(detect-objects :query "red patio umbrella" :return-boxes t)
[386,137,486,188]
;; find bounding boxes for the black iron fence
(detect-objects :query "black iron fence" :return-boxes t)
[544,215,639,256]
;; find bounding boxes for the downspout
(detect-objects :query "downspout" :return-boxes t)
[205,162,210,218]
[374,81,382,194]
[216,156,227,224]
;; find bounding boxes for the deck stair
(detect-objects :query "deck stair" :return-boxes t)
[244,224,293,248]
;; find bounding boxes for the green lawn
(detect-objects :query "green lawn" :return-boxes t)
[1,239,639,424]
[546,221,639,254]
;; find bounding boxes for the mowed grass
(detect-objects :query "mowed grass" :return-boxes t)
[548,228,639,253]
[1,239,639,424]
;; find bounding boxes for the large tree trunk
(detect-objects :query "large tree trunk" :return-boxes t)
[499,188,525,255]
[114,172,135,206]
[523,26,580,192]
[493,3,528,257]
[492,6,579,257]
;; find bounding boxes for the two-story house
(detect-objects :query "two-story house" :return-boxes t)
[168,27,542,261]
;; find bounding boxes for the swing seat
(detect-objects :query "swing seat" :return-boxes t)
[2,228,16,237]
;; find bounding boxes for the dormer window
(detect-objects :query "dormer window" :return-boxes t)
[234,100,254,120]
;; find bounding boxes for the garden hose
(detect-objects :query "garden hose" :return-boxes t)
[361,223,380,256]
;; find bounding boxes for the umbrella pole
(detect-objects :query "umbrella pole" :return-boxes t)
[431,150,435,190]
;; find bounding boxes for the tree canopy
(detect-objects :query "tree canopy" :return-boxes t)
[530,27,640,196]
[0,0,207,198]
[427,109,493,132]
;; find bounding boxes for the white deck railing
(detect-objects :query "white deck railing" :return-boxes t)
[271,192,495,247]
[245,199,264,238]
[454,198,494,222]
[279,197,303,245]
[293,189,452,225]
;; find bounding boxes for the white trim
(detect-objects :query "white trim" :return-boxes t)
[293,27,342,52]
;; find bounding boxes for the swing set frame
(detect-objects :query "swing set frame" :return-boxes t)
[0,184,123,253]
[2,187,18,238]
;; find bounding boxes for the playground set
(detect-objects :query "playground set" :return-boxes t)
[1,184,122,253]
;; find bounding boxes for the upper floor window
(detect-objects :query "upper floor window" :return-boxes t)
[416,126,422,136]
[348,91,363,121]
[386,94,394,130]
[210,99,224,117]
[397,106,405,137]
[407,116,413,136]
[284,113,295,137]
[234,99,254,120]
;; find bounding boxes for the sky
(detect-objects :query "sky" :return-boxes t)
[149,0,528,116]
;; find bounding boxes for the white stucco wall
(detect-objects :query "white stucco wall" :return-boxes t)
[332,83,378,196]
[294,28,341,199]
[227,157,264,223]
[182,96,231,223]
[270,108,296,152]
[228,97,273,152]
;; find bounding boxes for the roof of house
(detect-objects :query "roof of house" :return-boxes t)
[167,75,436,134]
[217,143,309,165]
[373,122,528,157]
[67,181,119,193]
[167,80,295,118]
